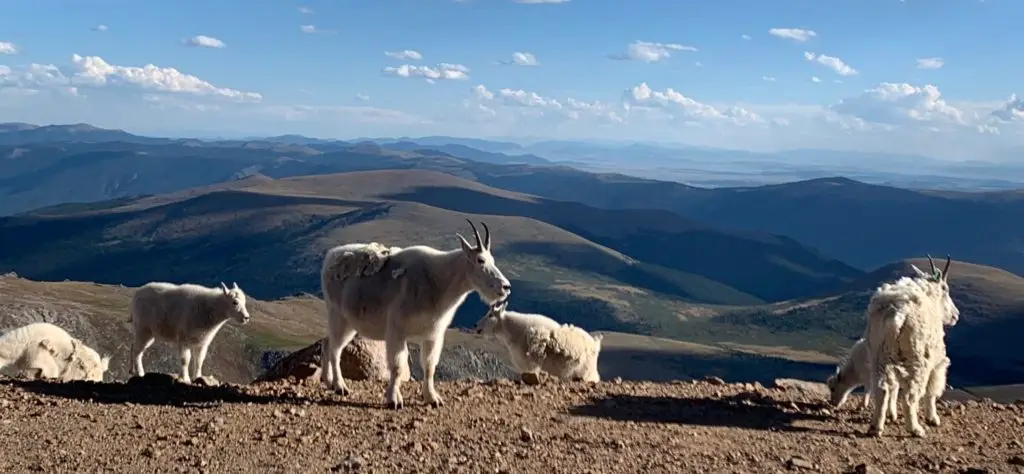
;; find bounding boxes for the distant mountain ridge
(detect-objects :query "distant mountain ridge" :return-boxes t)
[2,122,1022,278]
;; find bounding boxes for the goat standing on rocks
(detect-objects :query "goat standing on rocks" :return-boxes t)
[321,219,511,409]
[129,281,251,384]
[863,255,959,437]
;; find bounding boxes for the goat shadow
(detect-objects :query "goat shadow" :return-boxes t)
[0,374,306,407]
[568,391,832,434]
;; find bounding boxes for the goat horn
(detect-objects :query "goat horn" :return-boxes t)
[465,218,483,249]
[480,221,491,250]
[942,254,952,280]
[926,254,937,275]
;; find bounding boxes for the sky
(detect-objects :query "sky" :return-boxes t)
[1,0,1022,160]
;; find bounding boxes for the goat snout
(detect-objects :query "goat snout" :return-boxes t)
[501,283,511,291]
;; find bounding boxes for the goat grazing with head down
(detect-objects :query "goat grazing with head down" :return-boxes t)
[321,219,512,409]
[863,255,959,438]
[825,337,899,420]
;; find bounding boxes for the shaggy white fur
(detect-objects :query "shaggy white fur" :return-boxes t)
[864,255,959,438]
[129,281,251,384]
[0,322,110,382]
[473,301,602,382]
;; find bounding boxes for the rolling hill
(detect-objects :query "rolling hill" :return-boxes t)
[0,169,863,334]
[0,274,838,385]
[468,169,1024,275]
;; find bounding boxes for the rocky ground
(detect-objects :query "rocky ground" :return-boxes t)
[2,375,1024,473]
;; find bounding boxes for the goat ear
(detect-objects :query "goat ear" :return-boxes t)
[593,333,604,344]
[456,233,476,254]
[909,264,929,279]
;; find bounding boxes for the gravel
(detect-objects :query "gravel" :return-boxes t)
[1,375,1021,473]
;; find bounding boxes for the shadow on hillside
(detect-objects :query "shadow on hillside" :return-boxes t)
[598,348,835,385]
[568,392,828,433]
[0,376,305,407]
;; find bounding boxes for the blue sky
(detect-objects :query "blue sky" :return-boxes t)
[1,0,1022,160]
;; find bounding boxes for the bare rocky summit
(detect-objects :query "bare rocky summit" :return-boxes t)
[2,375,1022,473]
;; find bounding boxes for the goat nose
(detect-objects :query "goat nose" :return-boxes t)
[502,283,511,291]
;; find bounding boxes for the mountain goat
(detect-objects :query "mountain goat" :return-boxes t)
[321,219,511,409]
[129,281,251,384]
[0,322,111,382]
[825,337,898,419]
[472,301,603,382]
[864,255,959,438]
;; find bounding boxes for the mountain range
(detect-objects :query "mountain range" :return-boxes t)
[1,122,1023,386]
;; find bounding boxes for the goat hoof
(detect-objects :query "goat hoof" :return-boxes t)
[333,387,350,397]
[388,401,404,410]
[429,400,445,408]
[925,416,940,427]
[910,426,927,438]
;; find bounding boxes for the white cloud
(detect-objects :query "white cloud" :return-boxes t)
[916,57,945,69]
[383,63,470,81]
[300,25,317,34]
[810,76,822,83]
[991,94,1023,122]
[768,28,817,42]
[498,52,540,66]
[183,35,226,49]
[385,50,423,61]
[762,76,776,82]
[298,6,314,14]
[0,42,18,55]
[355,94,370,101]
[469,84,622,124]
[609,41,698,62]
[830,83,965,126]
[623,82,763,125]
[91,25,108,32]
[69,54,262,102]
[741,34,752,40]
[804,51,858,76]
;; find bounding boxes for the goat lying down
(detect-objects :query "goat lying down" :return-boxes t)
[473,301,602,383]
[0,322,110,382]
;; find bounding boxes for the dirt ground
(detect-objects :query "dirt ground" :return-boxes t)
[1,375,1023,474]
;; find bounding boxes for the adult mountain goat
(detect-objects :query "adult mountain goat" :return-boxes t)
[129,281,251,384]
[864,255,959,438]
[0,322,111,382]
[321,220,511,409]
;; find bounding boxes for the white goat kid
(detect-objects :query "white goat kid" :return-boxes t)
[321,220,511,409]
[0,322,111,382]
[473,301,603,382]
[864,255,959,438]
[825,337,898,419]
[130,281,251,384]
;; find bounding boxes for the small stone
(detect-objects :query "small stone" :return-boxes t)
[521,373,544,386]
[519,427,534,443]
[703,376,726,386]
[1009,456,1024,466]
[850,463,884,474]
[786,456,814,470]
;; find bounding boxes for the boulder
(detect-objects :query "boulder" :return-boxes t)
[255,337,412,384]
